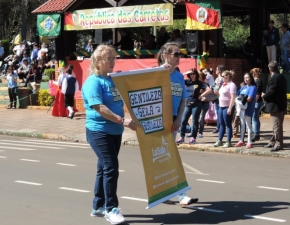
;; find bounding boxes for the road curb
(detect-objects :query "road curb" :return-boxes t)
[123,140,290,159]
[0,130,82,143]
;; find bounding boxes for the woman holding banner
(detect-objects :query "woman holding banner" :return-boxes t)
[157,42,198,206]
[82,44,137,225]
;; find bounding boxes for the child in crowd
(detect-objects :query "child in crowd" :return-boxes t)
[232,82,245,138]
[61,68,79,119]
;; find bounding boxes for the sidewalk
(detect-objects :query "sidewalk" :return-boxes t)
[0,106,289,159]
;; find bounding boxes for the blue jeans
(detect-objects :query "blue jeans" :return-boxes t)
[281,49,290,72]
[180,101,202,139]
[86,128,122,212]
[218,106,235,143]
[199,102,209,134]
[214,99,220,130]
[252,101,264,135]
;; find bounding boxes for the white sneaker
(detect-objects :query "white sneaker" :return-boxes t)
[105,208,125,225]
[198,133,203,138]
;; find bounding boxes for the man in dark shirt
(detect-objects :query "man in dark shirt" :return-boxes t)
[156,27,170,49]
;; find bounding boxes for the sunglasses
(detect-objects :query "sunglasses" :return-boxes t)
[170,52,182,58]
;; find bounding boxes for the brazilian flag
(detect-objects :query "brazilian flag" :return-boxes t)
[37,14,61,37]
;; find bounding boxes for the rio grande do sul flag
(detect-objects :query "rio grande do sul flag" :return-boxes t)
[185,1,221,30]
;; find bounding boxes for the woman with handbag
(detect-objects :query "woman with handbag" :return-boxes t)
[198,72,216,138]
[176,68,212,144]
[6,65,18,109]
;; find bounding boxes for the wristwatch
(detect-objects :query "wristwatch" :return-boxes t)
[118,118,124,125]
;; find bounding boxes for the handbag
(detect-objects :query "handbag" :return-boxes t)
[201,91,218,102]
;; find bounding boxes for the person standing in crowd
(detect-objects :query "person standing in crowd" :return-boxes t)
[261,29,269,71]
[205,68,215,87]
[262,61,287,152]
[157,42,198,206]
[211,65,225,134]
[198,71,212,138]
[176,69,211,144]
[267,20,280,63]
[0,41,4,64]
[280,23,290,73]
[52,67,68,117]
[235,73,257,148]
[17,58,30,83]
[30,43,39,63]
[156,27,170,49]
[61,68,79,119]
[232,82,245,138]
[213,70,237,148]
[85,39,94,53]
[243,36,257,68]
[82,44,137,224]
[251,68,264,142]
[5,65,17,109]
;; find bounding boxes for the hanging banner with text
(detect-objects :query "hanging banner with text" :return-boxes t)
[110,67,190,209]
[64,3,173,30]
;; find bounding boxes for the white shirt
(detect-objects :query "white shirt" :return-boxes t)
[61,75,79,94]
[37,47,48,59]
[205,73,215,87]
[53,73,67,86]
[13,45,21,56]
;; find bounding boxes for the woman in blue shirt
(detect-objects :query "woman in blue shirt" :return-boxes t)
[157,42,198,207]
[82,44,136,225]
[235,72,257,148]
[6,65,18,109]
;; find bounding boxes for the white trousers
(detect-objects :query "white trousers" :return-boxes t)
[240,115,252,144]
[266,45,277,62]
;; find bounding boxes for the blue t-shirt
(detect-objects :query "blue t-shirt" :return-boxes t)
[170,70,187,116]
[239,85,257,117]
[7,73,17,88]
[82,74,124,135]
[185,80,207,103]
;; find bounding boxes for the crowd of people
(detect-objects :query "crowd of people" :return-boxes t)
[0,40,54,109]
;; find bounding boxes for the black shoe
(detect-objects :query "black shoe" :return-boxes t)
[271,147,283,152]
[186,134,193,138]
[212,128,219,134]
[251,134,260,142]
[264,144,274,148]
[70,111,75,119]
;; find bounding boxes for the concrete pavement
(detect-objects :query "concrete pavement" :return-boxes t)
[0,106,289,159]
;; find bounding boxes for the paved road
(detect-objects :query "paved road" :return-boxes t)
[0,135,289,225]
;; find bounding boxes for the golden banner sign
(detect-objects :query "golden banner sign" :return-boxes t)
[64,4,173,30]
[110,67,190,209]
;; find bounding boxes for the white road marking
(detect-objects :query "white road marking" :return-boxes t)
[121,196,148,202]
[24,139,90,146]
[119,170,125,172]
[188,206,225,213]
[0,146,36,151]
[59,187,90,193]
[20,159,40,162]
[244,214,286,223]
[182,162,207,175]
[0,140,90,149]
[196,179,225,184]
[257,186,289,191]
[15,181,42,186]
[56,163,76,167]
[0,156,7,159]
[0,142,64,150]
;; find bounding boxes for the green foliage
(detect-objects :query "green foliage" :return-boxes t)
[165,19,186,33]
[223,16,250,49]
[44,68,55,80]
[38,90,54,106]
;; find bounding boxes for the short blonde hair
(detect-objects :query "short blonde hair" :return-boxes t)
[89,44,115,76]
[222,70,235,80]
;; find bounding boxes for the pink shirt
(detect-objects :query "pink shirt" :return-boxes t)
[219,81,237,107]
